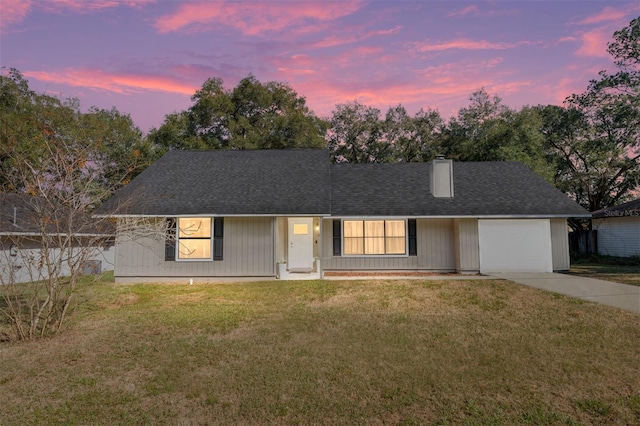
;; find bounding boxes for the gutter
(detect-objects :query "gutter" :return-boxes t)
[323,214,592,220]
[94,213,591,220]
[93,213,333,219]
[0,232,115,237]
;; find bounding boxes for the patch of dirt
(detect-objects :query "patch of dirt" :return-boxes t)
[109,293,140,308]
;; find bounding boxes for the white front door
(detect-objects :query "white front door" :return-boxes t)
[288,218,314,271]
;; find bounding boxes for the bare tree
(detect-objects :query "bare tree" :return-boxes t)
[0,70,147,341]
[0,193,114,340]
[0,119,126,339]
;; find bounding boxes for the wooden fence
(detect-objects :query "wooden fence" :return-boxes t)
[569,230,598,254]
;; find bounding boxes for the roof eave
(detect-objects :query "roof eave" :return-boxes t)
[326,214,592,219]
[93,212,333,218]
[0,232,115,237]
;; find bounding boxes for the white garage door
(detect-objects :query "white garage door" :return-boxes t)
[478,219,553,273]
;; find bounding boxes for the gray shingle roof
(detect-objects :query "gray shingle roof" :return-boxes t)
[1,193,114,235]
[96,149,589,218]
[592,197,640,218]
[96,149,332,216]
[331,162,589,217]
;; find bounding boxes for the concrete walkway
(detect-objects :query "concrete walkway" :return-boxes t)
[490,272,640,314]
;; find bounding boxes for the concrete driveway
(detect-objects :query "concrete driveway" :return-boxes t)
[491,272,640,314]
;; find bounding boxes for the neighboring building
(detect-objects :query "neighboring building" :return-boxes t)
[592,198,640,258]
[0,193,115,284]
[95,149,589,282]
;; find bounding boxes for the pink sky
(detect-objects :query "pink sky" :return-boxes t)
[1,1,638,133]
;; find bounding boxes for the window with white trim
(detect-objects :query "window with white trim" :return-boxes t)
[343,220,406,255]
[177,217,211,260]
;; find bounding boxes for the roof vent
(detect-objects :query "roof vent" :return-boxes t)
[431,157,454,198]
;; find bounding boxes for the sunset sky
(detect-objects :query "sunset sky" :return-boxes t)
[1,1,638,133]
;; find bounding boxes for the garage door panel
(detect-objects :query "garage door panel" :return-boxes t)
[478,219,552,273]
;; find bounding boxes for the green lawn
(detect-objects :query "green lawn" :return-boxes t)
[1,276,639,425]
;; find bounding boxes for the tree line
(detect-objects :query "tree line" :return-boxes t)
[2,18,638,214]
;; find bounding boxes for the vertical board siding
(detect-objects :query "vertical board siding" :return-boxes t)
[593,217,640,257]
[322,219,334,258]
[321,218,455,271]
[417,219,456,269]
[274,217,286,263]
[116,217,274,278]
[456,219,480,272]
[550,219,570,271]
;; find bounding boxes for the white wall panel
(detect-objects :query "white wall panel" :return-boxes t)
[453,219,479,273]
[1,236,113,284]
[593,217,640,257]
[550,219,570,271]
[478,219,552,273]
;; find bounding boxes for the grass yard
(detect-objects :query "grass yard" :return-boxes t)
[570,254,640,287]
[570,264,640,287]
[1,276,639,425]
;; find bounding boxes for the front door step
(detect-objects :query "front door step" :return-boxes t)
[288,267,314,273]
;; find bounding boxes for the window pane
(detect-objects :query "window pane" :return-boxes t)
[385,237,406,254]
[385,220,405,237]
[178,239,211,259]
[365,220,384,237]
[178,218,211,238]
[364,221,385,254]
[344,237,364,255]
[293,224,309,235]
[385,221,406,254]
[344,220,363,237]
[343,219,407,256]
[365,236,385,254]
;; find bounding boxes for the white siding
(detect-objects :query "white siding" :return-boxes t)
[550,219,570,271]
[593,217,640,257]
[1,236,113,284]
[478,219,553,273]
[453,219,480,273]
[274,217,286,264]
[417,219,456,269]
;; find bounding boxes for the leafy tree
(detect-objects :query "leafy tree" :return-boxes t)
[384,105,444,162]
[0,69,151,198]
[546,17,640,213]
[0,68,53,192]
[540,99,640,213]
[497,106,556,183]
[327,102,444,163]
[438,90,557,183]
[592,16,639,97]
[327,101,388,163]
[149,75,327,152]
[146,111,204,153]
[441,89,512,161]
[80,107,154,188]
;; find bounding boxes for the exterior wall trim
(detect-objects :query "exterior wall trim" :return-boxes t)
[326,215,589,219]
[97,213,331,219]
[100,214,589,220]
